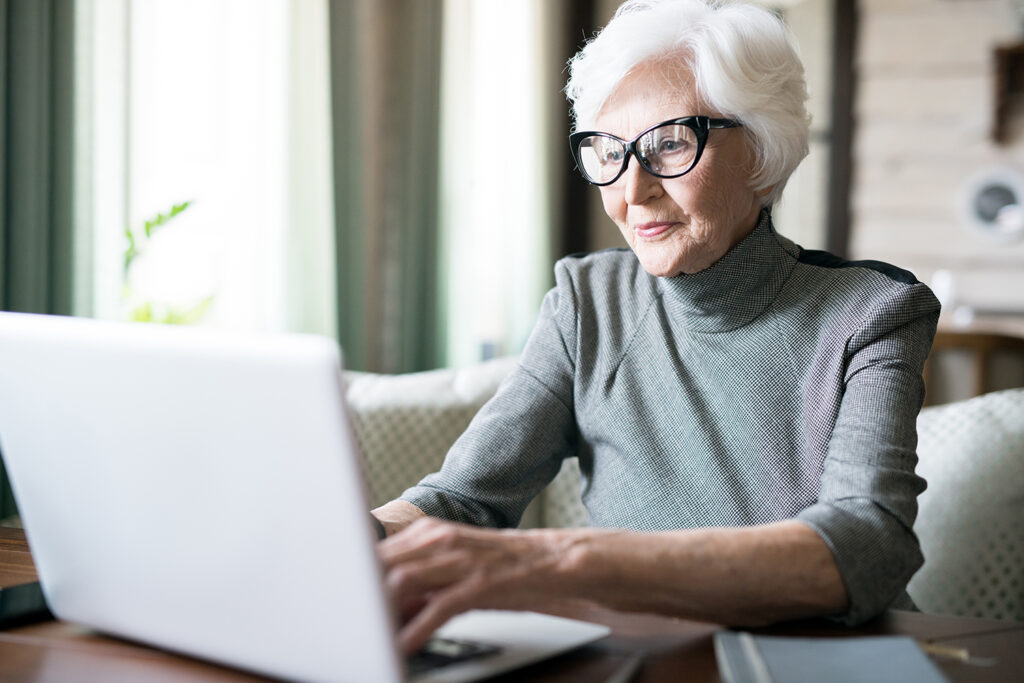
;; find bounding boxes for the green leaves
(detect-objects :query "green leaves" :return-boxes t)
[123,200,194,274]
[121,200,216,326]
[124,227,138,273]
[143,200,193,238]
[127,296,214,326]
[123,198,193,274]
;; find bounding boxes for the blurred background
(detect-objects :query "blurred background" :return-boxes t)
[5,0,1024,372]
[3,0,1024,490]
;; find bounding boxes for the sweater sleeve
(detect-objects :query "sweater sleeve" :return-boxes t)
[797,282,940,624]
[398,262,580,527]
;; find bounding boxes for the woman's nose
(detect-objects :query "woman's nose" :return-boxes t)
[621,157,662,205]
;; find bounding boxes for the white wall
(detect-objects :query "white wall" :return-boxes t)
[852,0,1024,314]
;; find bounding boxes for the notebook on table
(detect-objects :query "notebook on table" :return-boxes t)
[714,631,949,683]
[0,311,608,682]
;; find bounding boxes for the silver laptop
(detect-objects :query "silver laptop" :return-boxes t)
[0,311,608,682]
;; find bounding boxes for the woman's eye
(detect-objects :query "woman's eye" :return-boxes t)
[601,147,624,164]
[658,138,687,154]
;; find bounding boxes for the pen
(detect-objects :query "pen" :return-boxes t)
[921,643,970,662]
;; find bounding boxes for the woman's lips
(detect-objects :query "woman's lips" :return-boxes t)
[634,221,677,239]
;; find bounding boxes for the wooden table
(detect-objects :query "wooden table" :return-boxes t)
[2,527,1021,682]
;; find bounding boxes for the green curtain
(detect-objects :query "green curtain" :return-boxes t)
[327,0,444,374]
[0,0,76,520]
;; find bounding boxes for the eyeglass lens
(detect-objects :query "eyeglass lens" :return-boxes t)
[577,122,699,184]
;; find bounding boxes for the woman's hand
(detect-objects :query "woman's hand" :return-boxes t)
[379,517,579,653]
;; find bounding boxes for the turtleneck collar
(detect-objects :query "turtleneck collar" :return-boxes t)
[658,210,799,333]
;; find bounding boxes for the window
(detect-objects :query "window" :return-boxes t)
[439,0,559,366]
[77,0,335,335]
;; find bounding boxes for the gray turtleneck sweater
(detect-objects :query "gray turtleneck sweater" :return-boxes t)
[401,212,941,624]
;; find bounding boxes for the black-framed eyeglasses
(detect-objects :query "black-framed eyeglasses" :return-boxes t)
[569,116,742,186]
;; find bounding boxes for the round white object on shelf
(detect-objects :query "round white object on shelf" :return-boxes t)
[961,166,1024,243]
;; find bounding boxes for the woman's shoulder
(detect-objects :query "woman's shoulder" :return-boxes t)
[789,248,937,306]
[554,248,656,298]
[550,248,660,325]
[784,247,941,338]
[793,248,921,288]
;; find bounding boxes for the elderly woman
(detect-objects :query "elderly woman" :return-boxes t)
[374,0,940,654]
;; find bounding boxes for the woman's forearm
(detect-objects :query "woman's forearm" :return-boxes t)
[555,520,849,626]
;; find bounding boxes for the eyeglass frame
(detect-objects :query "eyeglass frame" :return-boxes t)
[568,115,743,186]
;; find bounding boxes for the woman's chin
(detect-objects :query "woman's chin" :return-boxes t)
[633,246,690,278]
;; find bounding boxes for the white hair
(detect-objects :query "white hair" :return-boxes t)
[565,0,810,206]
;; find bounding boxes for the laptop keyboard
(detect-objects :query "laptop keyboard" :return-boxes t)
[406,636,502,675]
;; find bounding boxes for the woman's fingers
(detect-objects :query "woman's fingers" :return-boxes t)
[397,579,485,654]
[396,594,430,624]
[386,548,474,607]
[379,518,579,653]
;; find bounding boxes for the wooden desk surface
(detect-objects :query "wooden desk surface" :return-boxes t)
[2,527,1021,682]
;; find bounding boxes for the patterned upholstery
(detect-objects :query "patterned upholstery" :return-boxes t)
[345,357,518,509]
[909,387,1024,622]
[543,459,588,528]
[345,356,587,529]
[348,361,1023,622]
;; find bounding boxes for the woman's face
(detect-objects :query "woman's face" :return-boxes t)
[593,62,766,277]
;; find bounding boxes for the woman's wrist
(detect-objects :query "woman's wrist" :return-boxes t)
[372,500,426,537]
[536,528,627,603]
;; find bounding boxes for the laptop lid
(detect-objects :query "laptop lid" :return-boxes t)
[0,312,609,682]
[0,311,403,681]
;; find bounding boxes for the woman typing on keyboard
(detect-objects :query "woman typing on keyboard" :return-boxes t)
[372,0,940,655]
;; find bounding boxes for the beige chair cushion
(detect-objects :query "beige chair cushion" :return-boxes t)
[344,356,519,509]
[345,356,591,528]
[909,388,1024,622]
[543,459,588,528]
